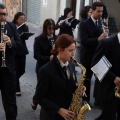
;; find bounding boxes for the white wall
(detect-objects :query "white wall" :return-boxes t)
[40,0,59,27]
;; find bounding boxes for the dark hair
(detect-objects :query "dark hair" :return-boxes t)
[92,2,104,11]
[41,18,55,38]
[51,34,76,56]
[0,3,6,9]
[64,7,72,17]
[80,6,92,19]
[12,12,25,24]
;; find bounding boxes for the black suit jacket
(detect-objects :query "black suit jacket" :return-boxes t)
[34,56,77,120]
[91,35,120,104]
[0,21,22,74]
[17,24,29,56]
[34,35,57,73]
[79,17,102,67]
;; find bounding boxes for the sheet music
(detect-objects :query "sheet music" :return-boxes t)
[91,56,112,82]
[17,22,26,29]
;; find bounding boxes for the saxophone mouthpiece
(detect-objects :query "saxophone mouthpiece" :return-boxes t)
[71,57,77,64]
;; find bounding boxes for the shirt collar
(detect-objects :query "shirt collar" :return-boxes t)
[59,60,69,68]
[47,36,51,39]
[117,32,120,44]
[91,16,98,24]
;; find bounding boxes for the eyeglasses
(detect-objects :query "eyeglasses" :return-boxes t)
[0,13,8,16]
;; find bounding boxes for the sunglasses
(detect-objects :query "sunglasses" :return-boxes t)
[0,13,8,16]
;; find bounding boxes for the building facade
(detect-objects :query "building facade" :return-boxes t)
[2,0,120,33]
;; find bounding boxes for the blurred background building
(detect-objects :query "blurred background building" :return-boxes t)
[1,0,120,35]
[0,0,119,62]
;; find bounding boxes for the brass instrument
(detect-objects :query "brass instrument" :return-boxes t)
[69,57,91,120]
[115,86,120,98]
[1,21,6,67]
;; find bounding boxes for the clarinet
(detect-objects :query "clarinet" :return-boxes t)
[50,33,55,49]
[1,21,6,67]
[100,17,109,38]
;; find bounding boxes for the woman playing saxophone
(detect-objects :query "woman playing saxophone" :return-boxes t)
[32,34,87,120]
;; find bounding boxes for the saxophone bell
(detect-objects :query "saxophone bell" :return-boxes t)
[115,86,120,98]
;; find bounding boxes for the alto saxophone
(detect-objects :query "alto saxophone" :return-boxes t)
[69,57,91,120]
[115,86,120,98]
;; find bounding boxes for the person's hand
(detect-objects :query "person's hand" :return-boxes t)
[103,19,107,25]
[114,77,120,87]
[81,86,87,97]
[98,33,108,41]
[58,108,75,120]
[50,55,53,60]
[58,20,65,26]
[0,43,5,51]
[76,84,87,97]
[3,34,12,47]
[65,19,71,26]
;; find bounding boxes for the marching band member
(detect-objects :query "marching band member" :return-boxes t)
[56,7,80,38]
[79,2,108,106]
[91,33,120,120]
[0,3,22,120]
[12,12,29,96]
[32,34,86,120]
[31,18,57,110]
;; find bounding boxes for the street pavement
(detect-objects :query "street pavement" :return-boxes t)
[0,22,101,120]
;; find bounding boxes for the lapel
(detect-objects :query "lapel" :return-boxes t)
[53,57,67,81]
[88,18,102,36]
[53,57,75,82]
[88,18,99,35]
[45,37,52,48]
[113,35,120,61]
[4,22,12,37]
[97,19,102,35]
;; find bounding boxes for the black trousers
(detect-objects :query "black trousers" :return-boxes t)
[98,96,120,120]
[0,68,17,120]
[15,55,26,92]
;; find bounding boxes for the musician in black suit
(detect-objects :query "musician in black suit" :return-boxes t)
[31,19,57,110]
[91,33,120,120]
[79,2,108,104]
[32,34,86,120]
[12,12,29,96]
[96,0,108,25]
[56,7,80,37]
[0,3,22,120]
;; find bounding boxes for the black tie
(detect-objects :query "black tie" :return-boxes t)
[95,20,98,27]
[62,66,68,79]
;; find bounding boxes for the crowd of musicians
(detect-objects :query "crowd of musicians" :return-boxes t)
[0,0,120,120]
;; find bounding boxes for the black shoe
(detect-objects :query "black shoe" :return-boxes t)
[31,102,37,110]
